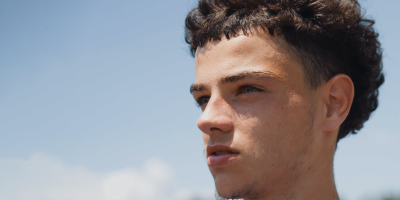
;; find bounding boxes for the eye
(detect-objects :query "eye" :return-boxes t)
[238,85,263,95]
[196,96,210,108]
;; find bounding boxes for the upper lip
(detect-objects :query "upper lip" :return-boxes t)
[206,144,240,157]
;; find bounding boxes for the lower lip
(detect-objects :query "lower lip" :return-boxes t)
[207,154,239,167]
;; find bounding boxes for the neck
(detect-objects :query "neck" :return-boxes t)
[288,158,339,200]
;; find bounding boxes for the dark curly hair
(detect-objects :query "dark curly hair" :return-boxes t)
[185,0,384,142]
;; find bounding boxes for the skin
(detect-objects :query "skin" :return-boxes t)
[190,32,354,200]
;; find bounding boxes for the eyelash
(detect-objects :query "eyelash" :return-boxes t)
[237,85,263,95]
[196,96,209,108]
[195,85,263,108]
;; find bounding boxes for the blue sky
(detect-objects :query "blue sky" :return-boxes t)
[0,0,399,199]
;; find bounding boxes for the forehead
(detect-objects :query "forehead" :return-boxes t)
[194,33,304,85]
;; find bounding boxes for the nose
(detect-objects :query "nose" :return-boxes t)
[197,95,234,135]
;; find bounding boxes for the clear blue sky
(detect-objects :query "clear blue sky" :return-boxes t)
[0,0,399,199]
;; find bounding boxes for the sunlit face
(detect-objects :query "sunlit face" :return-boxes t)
[191,33,319,199]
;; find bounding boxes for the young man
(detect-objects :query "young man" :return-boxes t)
[186,0,384,200]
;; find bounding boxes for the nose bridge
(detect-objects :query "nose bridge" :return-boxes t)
[197,93,233,133]
[205,93,227,116]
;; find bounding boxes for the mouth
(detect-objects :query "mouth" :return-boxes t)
[207,145,240,167]
[213,151,236,156]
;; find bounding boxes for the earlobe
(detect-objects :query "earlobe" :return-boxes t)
[322,74,354,132]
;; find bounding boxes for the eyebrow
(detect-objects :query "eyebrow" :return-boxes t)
[221,71,280,84]
[190,71,280,94]
[189,84,205,94]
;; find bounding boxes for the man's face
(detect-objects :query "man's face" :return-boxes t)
[191,33,319,198]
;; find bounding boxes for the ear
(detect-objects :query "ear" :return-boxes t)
[321,74,354,132]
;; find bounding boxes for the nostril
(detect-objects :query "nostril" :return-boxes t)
[210,127,223,132]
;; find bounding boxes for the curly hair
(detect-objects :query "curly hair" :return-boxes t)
[185,0,384,142]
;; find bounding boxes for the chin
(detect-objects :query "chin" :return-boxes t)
[214,173,261,200]
[215,186,234,199]
[214,173,239,197]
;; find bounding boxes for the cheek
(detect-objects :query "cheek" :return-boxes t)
[255,92,308,133]
[234,92,310,157]
[236,93,292,134]
[233,104,287,162]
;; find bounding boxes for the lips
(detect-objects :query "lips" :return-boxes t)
[206,145,239,167]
